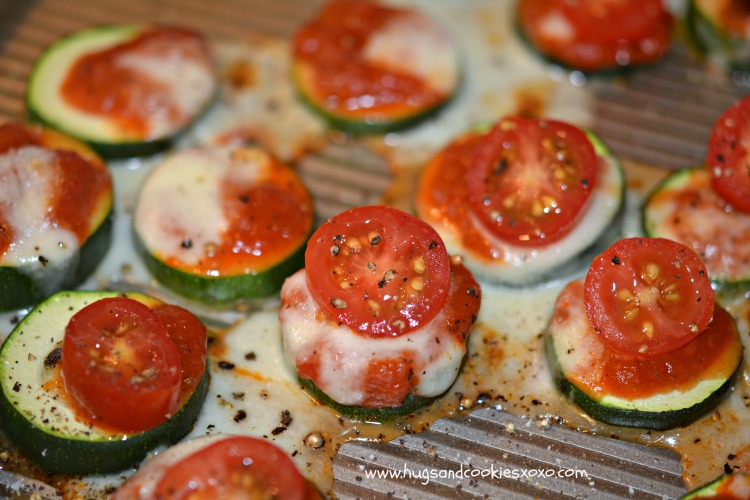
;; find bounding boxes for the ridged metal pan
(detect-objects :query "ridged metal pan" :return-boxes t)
[0,1,745,498]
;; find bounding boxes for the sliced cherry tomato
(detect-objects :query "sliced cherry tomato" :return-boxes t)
[305,205,451,337]
[153,436,318,499]
[153,305,207,400]
[61,297,182,434]
[467,117,597,246]
[518,0,672,71]
[707,94,750,213]
[584,238,715,358]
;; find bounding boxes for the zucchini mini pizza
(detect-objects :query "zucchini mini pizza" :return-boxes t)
[415,116,625,285]
[26,25,218,158]
[291,0,460,134]
[547,238,743,430]
[280,206,481,420]
[643,94,750,285]
[0,291,209,475]
[133,145,313,305]
[113,434,320,499]
[0,122,113,312]
[516,0,673,72]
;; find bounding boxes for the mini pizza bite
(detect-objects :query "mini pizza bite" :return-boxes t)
[291,0,460,134]
[414,116,625,285]
[133,145,313,305]
[547,238,743,430]
[0,291,209,475]
[643,95,750,285]
[687,0,750,77]
[26,25,218,158]
[280,205,481,419]
[516,0,673,72]
[113,434,320,499]
[0,122,113,312]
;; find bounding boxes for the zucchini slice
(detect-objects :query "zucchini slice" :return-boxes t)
[0,291,210,475]
[680,473,750,499]
[546,281,743,430]
[415,129,625,286]
[686,0,750,76]
[133,145,313,305]
[642,167,750,286]
[0,123,113,312]
[298,377,436,421]
[26,25,218,158]
[291,1,460,134]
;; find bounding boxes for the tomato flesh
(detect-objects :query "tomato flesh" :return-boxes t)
[61,297,183,434]
[305,205,450,337]
[707,94,750,213]
[153,305,207,400]
[467,117,597,246]
[518,0,672,71]
[153,436,317,499]
[584,238,715,358]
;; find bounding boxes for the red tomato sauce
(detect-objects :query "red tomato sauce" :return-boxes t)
[293,0,444,117]
[0,123,111,256]
[163,158,313,275]
[61,26,210,137]
[416,131,501,261]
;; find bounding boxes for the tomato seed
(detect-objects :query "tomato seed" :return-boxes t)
[642,321,654,339]
[411,277,425,291]
[413,256,426,273]
[330,297,347,309]
[642,263,660,284]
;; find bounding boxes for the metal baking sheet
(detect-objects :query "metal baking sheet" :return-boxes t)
[0,0,745,498]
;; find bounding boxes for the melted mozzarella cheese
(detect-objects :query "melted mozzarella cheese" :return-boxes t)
[117,42,216,139]
[133,146,267,266]
[280,270,466,406]
[363,11,459,96]
[0,147,79,273]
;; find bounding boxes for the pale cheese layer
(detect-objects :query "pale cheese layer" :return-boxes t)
[363,11,459,96]
[280,270,466,407]
[0,147,79,285]
[134,146,268,269]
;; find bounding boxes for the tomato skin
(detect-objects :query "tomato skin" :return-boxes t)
[153,436,318,500]
[61,297,183,434]
[152,305,207,400]
[467,117,598,246]
[584,238,715,358]
[707,94,750,214]
[305,205,451,337]
[518,0,672,71]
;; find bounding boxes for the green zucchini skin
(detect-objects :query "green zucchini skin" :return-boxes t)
[0,291,209,475]
[292,64,460,136]
[134,230,307,305]
[0,209,113,313]
[25,25,217,159]
[546,332,741,431]
[298,377,436,422]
